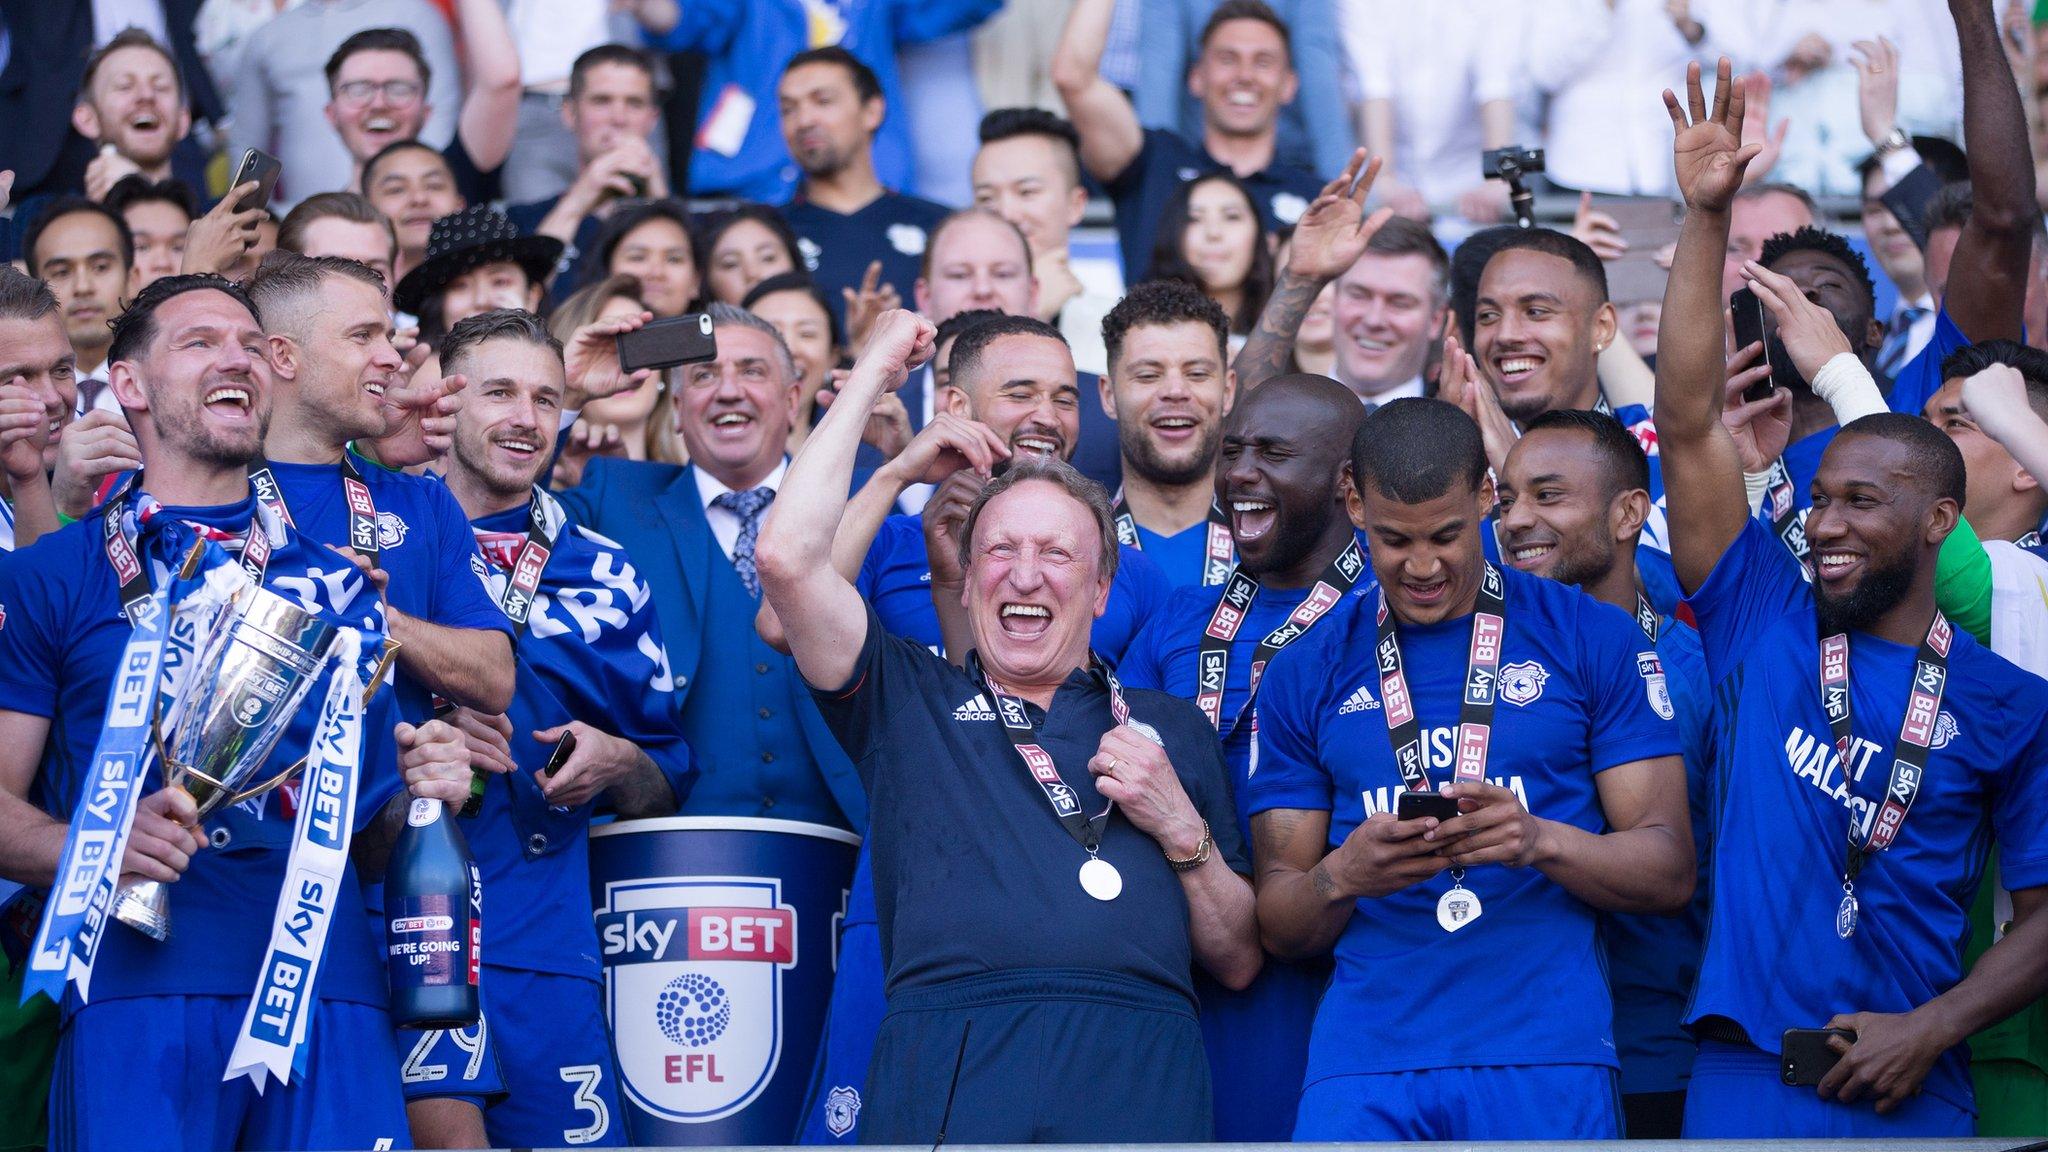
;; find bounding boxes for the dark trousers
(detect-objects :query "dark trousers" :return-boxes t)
[861,968,1211,1145]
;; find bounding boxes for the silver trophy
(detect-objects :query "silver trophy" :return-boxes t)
[112,564,397,941]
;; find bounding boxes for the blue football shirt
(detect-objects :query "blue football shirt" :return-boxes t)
[855,513,1169,662]
[1681,518,2048,1112]
[266,455,514,721]
[782,192,950,330]
[1131,522,1219,591]
[0,496,405,1008]
[1246,567,1680,1077]
[1102,128,1324,287]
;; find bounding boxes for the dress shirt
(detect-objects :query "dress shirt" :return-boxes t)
[1339,0,1524,206]
[697,458,788,563]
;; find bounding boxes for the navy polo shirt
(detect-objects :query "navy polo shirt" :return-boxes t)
[504,194,606,308]
[783,190,950,329]
[1104,128,1324,285]
[811,604,1247,1001]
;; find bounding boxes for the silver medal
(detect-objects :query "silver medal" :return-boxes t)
[1836,891,1858,939]
[1436,883,1482,932]
[1079,856,1122,901]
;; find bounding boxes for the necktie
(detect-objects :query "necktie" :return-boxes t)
[1877,305,1930,378]
[713,487,775,597]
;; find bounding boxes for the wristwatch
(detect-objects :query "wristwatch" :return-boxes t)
[1873,127,1912,160]
[1165,821,1213,872]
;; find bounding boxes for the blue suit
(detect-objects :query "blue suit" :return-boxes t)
[555,459,867,833]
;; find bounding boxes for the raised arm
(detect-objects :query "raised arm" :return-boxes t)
[1656,60,1763,594]
[1942,0,2035,343]
[1050,0,1145,183]
[451,0,523,176]
[1961,362,2048,485]
[757,311,936,690]
[1234,150,1389,389]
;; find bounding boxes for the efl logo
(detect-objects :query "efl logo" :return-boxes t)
[601,878,798,1124]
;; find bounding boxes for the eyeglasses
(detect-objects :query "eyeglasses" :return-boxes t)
[334,79,423,108]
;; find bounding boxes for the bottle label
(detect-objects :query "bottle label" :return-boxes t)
[389,894,466,987]
[407,797,439,827]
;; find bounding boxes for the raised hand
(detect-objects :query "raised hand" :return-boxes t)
[552,421,627,489]
[51,409,141,518]
[885,412,1009,489]
[180,183,267,278]
[849,309,937,395]
[0,377,49,483]
[1720,341,1792,473]
[1852,37,1901,148]
[563,309,657,409]
[1285,149,1395,282]
[1436,326,1517,475]
[371,369,467,467]
[1663,59,1762,214]
[842,261,903,355]
[1571,191,1628,262]
[1738,73,1791,187]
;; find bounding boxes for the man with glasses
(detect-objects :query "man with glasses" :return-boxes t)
[229,1,462,209]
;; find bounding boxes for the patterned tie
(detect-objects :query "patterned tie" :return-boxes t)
[1877,305,1930,378]
[713,487,776,597]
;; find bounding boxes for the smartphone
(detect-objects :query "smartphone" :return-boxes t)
[230,148,282,213]
[617,313,717,374]
[1729,287,1775,402]
[538,729,579,784]
[1396,790,1460,823]
[1780,1027,1853,1086]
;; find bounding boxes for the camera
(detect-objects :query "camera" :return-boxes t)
[1482,146,1546,183]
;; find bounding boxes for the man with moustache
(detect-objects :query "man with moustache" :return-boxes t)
[1248,397,1690,1141]
[1658,58,2048,1137]
[1494,409,1716,1138]
[1099,281,1238,589]
[0,273,478,1149]
[391,309,695,1148]
[758,309,1257,1143]
[1119,374,1366,1139]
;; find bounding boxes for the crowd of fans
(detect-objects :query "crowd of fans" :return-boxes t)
[2,0,2048,1149]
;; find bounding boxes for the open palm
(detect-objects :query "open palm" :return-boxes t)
[1665,59,1761,214]
[1286,149,1393,281]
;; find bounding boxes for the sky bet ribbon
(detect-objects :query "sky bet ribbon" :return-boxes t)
[1113,487,1235,586]
[226,628,366,1089]
[22,531,247,1005]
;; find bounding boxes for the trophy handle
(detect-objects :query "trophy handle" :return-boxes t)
[220,634,402,806]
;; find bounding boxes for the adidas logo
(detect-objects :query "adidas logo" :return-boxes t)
[953,693,997,721]
[1338,685,1380,714]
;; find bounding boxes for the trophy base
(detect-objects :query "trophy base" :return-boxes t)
[111,880,170,942]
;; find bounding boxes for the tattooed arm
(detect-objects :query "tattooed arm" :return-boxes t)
[1232,150,1393,392]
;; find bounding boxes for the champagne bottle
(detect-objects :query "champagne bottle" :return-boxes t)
[385,797,481,1029]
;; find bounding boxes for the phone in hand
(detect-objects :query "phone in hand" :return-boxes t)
[538,729,579,785]
[1396,789,1460,823]
[1780,1027,1853,1086]
[617,313,717,374]
[229,149,282,213]
[1729,286,1776,403]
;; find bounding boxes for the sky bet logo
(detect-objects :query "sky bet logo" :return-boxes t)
[601,908,795,965]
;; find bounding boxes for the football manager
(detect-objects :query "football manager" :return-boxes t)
[757,308,1259,1144]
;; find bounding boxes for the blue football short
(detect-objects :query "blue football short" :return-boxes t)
[398,966,623,1147]
[51,994,410,1151]
[1682,1039,1972,1138]
[1296,1062,1621,1141]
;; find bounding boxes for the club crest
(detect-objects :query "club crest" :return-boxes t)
[823,1085,861,1138]
[1498,660,1549,706]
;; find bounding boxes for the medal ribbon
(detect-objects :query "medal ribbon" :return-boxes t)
[1196,539,1364,735]
[249,453,380,567]
[978,657,1131,855]
[1112,488,1235,587]
[225,628,364,1089]
[1374,563,1509,793]
[473,487,566,639]
[1760,458,1809,565]
[1635,589,1660,644]
[1820,612,1951,899]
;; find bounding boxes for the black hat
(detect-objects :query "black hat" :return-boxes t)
[394,205,564,316]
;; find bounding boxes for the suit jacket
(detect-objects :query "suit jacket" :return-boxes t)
[0,0,225,198]
[555,458,867,833]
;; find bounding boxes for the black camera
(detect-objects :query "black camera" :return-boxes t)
[1481,146,1546,228]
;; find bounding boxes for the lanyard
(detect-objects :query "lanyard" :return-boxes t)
[473,487,567,640]
[1635,589,1659,644]
[1112,488,1234,587]
[1197,538,1364,736]
[980,657,1130,856]
[1375,563,1509,793]
[1760,458,1809,565]
[104,478,275,623]
[1821,611,1952,937]
[249,454,380,567]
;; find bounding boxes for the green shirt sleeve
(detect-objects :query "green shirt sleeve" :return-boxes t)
[1935,515,1993,645]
